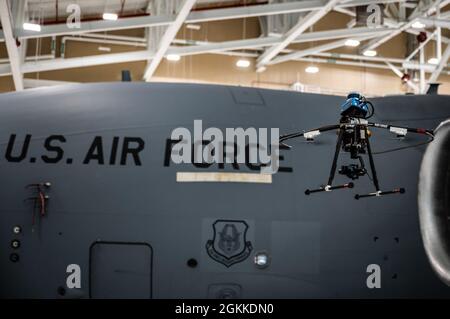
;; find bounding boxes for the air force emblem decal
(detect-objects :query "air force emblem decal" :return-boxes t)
[206,220,253,267]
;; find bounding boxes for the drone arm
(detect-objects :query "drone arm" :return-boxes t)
[280,124,341,144]
[367,122,434,137]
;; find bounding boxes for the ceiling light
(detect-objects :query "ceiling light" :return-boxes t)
[166,54,181,61]
[103,13,118,21]
[305,66,319,74]
[428,57,439,65]
[412,21,426,29]
[186,24,201,30]
[23,22,41,32]
[363,49,377,57]
[345,39,360,47]
[98,46,111,52]
[236,59,250,68]
[256,66,266,73]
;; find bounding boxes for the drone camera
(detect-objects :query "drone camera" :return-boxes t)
[339,164,366,180]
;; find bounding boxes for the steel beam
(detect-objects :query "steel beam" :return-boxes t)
[361,0,443,51]
[13,0,407,40]
[361,21,412,52]
[18,14,174,40]
[23,78,80,88]
[385,61,419,92]
[168,26,392,56]
[0,0,23,90]
[419,17,450,29]
[143,0,197,81]
[314,52,406,64]
[269,32,388,65]
[257,0,342,68]
[0,46,442,77]
[428,44,450,84]
[187,0,326,23]
[21,50,151,73]
[419,47,425,93]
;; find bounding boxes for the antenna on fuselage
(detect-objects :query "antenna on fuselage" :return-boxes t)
[121,70,132,82]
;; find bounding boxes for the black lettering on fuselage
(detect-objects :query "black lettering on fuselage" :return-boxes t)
[192,140,213,169]
[120,137,144,166]
[42,135,66,163]
[109,137,120,165]
[5,134,31,163]
[218,141,240,170]
[4,134,146,167]
[279,144,293,173]
[164,139,179,166]
[163,139,293,172]
[83,136,104,164]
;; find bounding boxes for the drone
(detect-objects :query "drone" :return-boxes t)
[280,92,434,199]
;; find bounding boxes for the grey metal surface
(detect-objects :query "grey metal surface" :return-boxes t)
[418,119,450,287]
[0,82,449,298]
[90,242,153,298]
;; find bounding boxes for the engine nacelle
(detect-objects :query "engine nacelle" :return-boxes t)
[418,119,450,287]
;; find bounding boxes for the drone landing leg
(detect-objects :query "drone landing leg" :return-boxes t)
[354,128,405,199]
[366,128,380,192]
[327,127,344,187]
[305,127,354,195]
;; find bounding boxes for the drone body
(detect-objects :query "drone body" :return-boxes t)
[280,92,434,199]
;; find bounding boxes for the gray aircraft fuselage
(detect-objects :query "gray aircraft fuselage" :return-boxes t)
[0,82,449,298]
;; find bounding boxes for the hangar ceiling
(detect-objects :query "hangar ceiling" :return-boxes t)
[0,0,448,93]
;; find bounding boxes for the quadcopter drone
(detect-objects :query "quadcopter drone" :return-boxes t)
[280,92,434,199]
